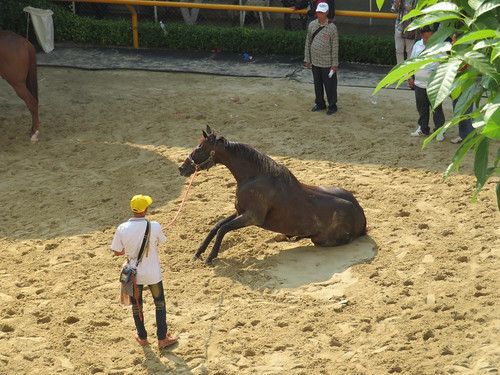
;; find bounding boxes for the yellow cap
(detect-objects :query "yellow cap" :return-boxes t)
[130,194,153,213]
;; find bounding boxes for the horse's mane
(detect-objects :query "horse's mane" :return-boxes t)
[221,138,298,183]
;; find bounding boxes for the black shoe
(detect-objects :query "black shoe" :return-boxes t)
[311,105,326,112]
[327,107,337,115]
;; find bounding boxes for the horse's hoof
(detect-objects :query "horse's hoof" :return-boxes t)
[274,234,298,242]
[274,234,288,242]
[204,258,214,266]
[30,131,39,143]
[190,255,200,262]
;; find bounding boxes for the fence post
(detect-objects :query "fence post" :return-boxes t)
[125,4,139,48]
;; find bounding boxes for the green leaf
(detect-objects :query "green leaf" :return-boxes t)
[410,12,461,28]
[454,30,500,45]
[474,38,500,51]
[463,51,499,81]
[475,0,500,18]
[421,41,452,57]
[454,82,482,117]
[373,57,441,94]
[443,133,482,179]
[496,180,500,210]
[474,165,500,204]
[450,67,480,99]
[491,43,500,62]
[481,101,500,140]
[376,0,384,11]
[422,2,460,13]
[480,74,500,93]
[472,137,490,201]
[474,137,489,184]
[405,9,424,20]
[469,0,488,11]
[427,58,461,107]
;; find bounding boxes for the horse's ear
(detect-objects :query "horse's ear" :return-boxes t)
[202,130,208,139]
[206,125,212,135]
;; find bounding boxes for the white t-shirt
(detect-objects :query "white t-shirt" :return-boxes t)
[410,39,441,89]
[111,218,167,285]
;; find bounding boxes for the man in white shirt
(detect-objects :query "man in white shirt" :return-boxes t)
[111,194,178,348]
[408,24,446,141]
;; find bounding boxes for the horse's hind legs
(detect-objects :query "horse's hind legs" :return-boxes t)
[192,213,237,262]
[10,82,40,142]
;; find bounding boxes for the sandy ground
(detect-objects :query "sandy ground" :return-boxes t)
[0,67,498,375]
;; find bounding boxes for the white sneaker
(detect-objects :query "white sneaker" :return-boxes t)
[450,136,463,144]
[436,130,445,142]
[411,127,426,136]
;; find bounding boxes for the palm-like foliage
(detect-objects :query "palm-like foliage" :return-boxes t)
[374,0,500,208]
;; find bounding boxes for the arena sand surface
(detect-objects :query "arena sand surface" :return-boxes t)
[0,67,498,375]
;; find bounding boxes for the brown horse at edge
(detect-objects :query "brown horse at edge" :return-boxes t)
[0,30,40,142]
[179,126,367,264]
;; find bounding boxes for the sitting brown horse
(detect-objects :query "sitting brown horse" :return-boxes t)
[0,30,40,142]
[179,126,366,264]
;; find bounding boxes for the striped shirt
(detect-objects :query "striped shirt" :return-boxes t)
[393,0,418,30]
[304,20,339,68]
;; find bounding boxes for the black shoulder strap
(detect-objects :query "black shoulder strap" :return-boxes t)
[136,220,150,265]
[310,21,332,44]
[311,25,323,43]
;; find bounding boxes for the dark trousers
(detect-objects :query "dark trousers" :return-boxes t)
[132,281,167,340]
[452,98,474,139]
[312,65,337,111]
[415,86,445,134]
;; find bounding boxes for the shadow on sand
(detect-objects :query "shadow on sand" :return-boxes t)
[214,235,377,291]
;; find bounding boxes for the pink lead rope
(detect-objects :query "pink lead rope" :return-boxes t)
[162,168,198,230]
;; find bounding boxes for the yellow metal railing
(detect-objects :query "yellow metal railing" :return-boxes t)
[55,0,396,48]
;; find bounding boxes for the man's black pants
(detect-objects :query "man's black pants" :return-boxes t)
[415,86,445,134]
[312,65,337,111]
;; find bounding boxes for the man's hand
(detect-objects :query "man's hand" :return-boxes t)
[408,77,415,89]
[114,249,125,256]
[305,62,311,69]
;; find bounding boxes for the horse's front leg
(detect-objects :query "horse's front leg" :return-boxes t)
[205,214,255,264]
[192,213,237,262]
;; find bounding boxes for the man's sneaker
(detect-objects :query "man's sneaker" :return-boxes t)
[450,136,463,144]
[134,333,149,346]
[158,334,178,348]
[411,127,427,136]
[436,130,445,142]
[311,105,326,112]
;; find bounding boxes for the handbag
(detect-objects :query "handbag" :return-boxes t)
[401,18,416,39]
[119,221,150,298]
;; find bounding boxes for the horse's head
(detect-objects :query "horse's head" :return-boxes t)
[179,125,219,177]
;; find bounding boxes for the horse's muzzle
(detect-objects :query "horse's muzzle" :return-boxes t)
[179,159,195,177]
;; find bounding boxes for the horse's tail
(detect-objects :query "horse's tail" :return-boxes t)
[25,41,38,102]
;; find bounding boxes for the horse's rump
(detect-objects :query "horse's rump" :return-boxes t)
[0,30,40,141]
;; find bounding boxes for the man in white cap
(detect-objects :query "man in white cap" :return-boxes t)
[304,1,339,115]
[291,0,335,27]
[111,194,178,348]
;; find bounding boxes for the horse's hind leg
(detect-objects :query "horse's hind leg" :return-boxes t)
[9,81,39,142]
[192,213,237,261]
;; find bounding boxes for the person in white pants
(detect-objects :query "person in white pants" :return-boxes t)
[392,0,418,64]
